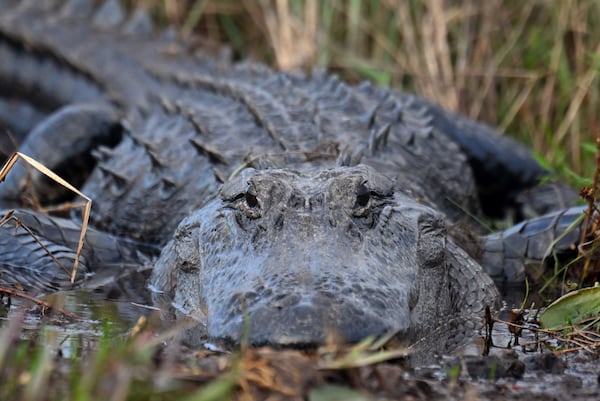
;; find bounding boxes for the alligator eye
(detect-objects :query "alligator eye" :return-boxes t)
[356,182,370,207]
[245,186,259,208]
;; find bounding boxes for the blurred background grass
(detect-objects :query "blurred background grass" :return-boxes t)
[132,0,600,185]
[4,3,600,399]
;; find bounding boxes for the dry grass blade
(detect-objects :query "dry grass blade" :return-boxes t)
[318,335,409,370]
[255,0,318,70]
[0,210,71,276]
[555,49,600,145]
[495,315,600,355]
[318,347,409,370]
[577,135,600,281]
[0,152,91,283]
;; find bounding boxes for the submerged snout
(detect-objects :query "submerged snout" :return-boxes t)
[208,289,412,346]
[197,218,419,346]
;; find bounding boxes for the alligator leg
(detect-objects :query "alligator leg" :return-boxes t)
[480,205,587,286]
[445,240,500,350]
[0,103,122,207]
[0,209,157,295]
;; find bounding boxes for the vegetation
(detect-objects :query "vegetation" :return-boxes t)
[134,0,600,185]
[3,0,600,399]
[0,314,421,401]
[141,0,600,338]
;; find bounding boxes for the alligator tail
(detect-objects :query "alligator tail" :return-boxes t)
[480,205,587,286]
[0,209,157,294]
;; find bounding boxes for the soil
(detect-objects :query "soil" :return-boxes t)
[1,288,599,400]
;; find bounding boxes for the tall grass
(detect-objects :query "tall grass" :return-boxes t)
[136,0,600,183]
[3,3,600,398]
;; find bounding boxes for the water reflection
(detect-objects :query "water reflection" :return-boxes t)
[0,273,158,358]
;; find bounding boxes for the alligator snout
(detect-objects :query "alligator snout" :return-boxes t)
[151,165,452,348]
[211,291,409,346]
[197,239,418,346]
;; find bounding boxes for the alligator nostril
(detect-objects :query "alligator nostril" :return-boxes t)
[270,293,301,309]
[274,213,284,230]
[287,191,304,209]
[245,187,258,207]
[309,193,324,210]
[356,182,370,207]
[243,291,258,302]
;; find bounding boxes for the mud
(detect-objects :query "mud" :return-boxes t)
[1,287,599,400]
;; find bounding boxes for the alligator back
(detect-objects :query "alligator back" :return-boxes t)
[5,0,580,351]
[0,0,492,245]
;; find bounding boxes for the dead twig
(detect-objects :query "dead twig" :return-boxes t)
[0,152,91,283]
[493,315,600,356]
[0,285,81,320]
[576,136,600,283]
[0,210,71,277]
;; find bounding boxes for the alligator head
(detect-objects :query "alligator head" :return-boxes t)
[151,164,453,347]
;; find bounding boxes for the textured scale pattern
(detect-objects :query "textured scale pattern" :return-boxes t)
[0,0,583,351]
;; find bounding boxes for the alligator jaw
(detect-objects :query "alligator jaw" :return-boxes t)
[209,294,411,348]
[202,240,416,347]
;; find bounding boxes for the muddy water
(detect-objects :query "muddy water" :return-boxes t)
[441,300,600,400]
[0,282,157,358]
[1,283,599,400]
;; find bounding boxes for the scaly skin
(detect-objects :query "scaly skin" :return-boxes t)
[482,206,587,284]
[150,165,500,350]
[0,0,581,351]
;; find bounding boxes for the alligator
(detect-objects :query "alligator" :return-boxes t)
[0,0,583,352]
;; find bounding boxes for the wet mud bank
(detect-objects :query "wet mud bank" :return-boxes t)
[1,289,598,400]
